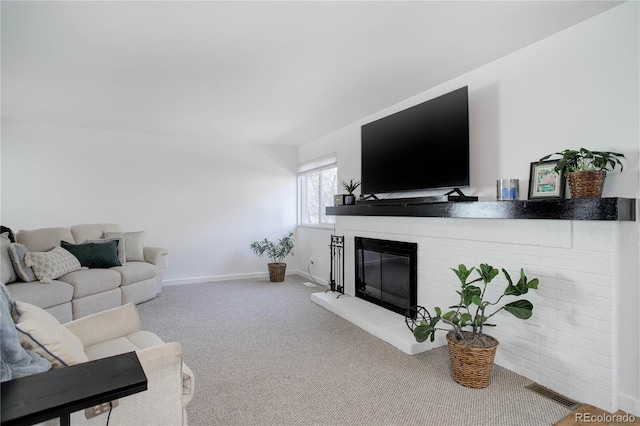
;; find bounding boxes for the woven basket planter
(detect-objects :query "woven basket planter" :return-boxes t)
[567,170,606,198]
[446,331,499,388]
[267,263,287,282]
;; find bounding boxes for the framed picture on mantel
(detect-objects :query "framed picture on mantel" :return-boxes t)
[528,160,566,200]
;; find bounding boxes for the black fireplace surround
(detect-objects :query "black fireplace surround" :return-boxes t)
[355,237,417,316]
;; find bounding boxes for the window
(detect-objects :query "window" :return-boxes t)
[298,156,337,226]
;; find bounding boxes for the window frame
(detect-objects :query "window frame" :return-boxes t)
[297,156,337,229]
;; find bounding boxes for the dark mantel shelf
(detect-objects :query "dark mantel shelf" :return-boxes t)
[326,197,636,221]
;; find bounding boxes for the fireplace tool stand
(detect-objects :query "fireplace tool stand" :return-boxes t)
[327,235,346,297]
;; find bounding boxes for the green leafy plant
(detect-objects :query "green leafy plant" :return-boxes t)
[539,148,625,174]
[413,263,539,343]
[250,231,294,264]
[341,179,361,195]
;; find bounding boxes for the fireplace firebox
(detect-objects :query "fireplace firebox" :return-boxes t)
[354,237,417,316]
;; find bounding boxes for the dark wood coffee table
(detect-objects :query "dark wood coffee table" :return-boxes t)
[1,351,147,426]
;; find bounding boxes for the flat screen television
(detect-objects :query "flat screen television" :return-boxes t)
[361,86,469,195]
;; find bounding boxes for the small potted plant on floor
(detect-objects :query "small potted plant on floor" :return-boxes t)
[538,148,625,198]
[341,179,361,205]
[412,263,539,388]
[250,231,294,282]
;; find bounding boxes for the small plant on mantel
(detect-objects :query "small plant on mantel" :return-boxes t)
[340,179,361,205]
[341,179,361,195]
[412,263,539,388]
[538,148,625,198]
[539,148,625,174]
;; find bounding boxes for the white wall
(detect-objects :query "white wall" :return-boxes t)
[297,1,639,415]
[297,0,639,277]
[298,2,638,199]
[0,121,298,283]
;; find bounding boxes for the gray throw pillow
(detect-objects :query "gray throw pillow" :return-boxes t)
[102,231,146,262]
[8,243,37,282]
[1,233,17,284]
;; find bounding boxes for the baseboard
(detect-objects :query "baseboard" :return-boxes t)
[292,269,329,286]
[162,270,308,286]
[618,393,640,417]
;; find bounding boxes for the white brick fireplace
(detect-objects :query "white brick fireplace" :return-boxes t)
[313,214,637,414]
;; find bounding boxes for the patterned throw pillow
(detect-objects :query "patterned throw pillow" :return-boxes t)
[25,246,82,283]
[1,232,17,284]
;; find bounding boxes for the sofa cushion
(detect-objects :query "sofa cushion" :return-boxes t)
[127,330,166,349]
[84,237,126,266]
[16,227,75,252]
[70,224,121,245]
[84,336,138,360]
[110,262,156,286]
[83,331,164,361]
[59,269,121,299]
[12,300,89,368]
[1,233,17,284]
[8,243,37,282]
[61,240,121,269]
[103,231,146,262]
[5,281,74,309]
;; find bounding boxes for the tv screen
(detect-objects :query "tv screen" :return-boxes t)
[361,86,469,195]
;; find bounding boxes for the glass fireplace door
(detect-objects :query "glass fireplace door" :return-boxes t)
[355,237,417,316]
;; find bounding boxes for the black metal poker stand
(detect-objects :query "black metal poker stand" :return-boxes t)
[327,235,345,297]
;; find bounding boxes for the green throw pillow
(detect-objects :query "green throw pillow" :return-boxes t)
[60,240,121,269]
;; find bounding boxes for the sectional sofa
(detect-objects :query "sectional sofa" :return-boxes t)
[2,223,168,323]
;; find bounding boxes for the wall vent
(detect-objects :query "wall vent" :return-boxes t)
[525,383,581,411]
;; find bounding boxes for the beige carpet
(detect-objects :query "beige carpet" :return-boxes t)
[136,276,572,426]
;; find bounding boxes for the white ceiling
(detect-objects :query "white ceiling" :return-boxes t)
[1,1,623,147]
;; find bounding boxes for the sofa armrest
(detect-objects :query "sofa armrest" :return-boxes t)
[108,343,186,425]
[64,303,141,348]
[144,246,168,265]
[181,362,195,407]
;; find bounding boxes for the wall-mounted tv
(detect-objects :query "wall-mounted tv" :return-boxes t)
[361,86,469,195]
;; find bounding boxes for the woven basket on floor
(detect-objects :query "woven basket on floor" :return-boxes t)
[446,331,499,388]
[267,263,287,282]
[566,170,606,198]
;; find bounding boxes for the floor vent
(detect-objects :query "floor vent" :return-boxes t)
[525,383,581,411]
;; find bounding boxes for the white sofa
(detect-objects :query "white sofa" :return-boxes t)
[59,303,194,425]
[3,224,167,323]
[5,300,194,426]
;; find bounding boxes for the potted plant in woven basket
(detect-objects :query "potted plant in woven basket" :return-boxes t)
[250,231,294,282]
[538,148,625,198]
[410,263,539,388]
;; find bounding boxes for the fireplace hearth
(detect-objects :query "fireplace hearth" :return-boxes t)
[354,237,417,316]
